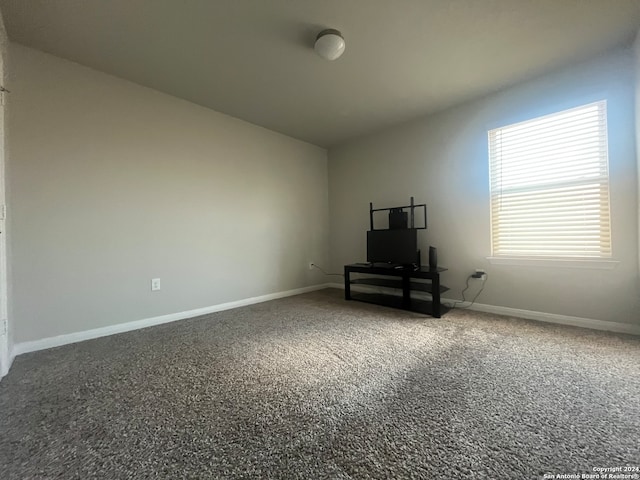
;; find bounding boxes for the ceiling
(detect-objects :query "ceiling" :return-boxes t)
[2,1,640,147]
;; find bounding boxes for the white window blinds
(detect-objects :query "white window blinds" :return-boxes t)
[489,100,611,258]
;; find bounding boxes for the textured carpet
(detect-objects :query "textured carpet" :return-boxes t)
[1,288,638,479]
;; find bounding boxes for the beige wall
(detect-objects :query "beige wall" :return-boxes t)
[329,48,640,325]
[8,44,329,344]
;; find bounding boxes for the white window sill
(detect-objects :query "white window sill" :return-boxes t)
[486,256,619,269]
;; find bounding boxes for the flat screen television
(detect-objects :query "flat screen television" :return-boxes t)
[367,229,418,265]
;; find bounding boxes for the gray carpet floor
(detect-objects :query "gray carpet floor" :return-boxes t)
[0,288,638,479]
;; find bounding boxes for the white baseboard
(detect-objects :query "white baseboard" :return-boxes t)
[5,348,17,380]
[9,280,639,364]
[12,283,332,358]
[459,300,640,335]
[328,282,640,336]
[0,336,10,379]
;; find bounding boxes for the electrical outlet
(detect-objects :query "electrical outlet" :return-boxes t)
[309,262,315,270]
[1,318,6,336]
[472,269,486,280]
[151,278,161,291]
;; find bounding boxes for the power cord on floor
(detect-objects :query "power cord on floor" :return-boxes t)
[445,273,488,310]
[310,263,344,277]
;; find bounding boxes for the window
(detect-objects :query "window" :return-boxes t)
[488,101,611,258]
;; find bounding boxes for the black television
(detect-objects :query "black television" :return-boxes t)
[367,229,418,265]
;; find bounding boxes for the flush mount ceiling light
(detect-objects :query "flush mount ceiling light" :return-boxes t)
[314,29,345,61]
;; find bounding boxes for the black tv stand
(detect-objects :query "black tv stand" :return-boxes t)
[344,263,449,318]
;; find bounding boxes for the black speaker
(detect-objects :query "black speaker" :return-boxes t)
[428,246,437,268]
[388,208,408,229]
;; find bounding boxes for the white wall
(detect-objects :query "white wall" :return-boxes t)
[329,48,640,326]
[0,10,8,377]
[8,44,329,344]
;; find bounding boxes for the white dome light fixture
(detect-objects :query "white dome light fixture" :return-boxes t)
[314,29,345,61]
